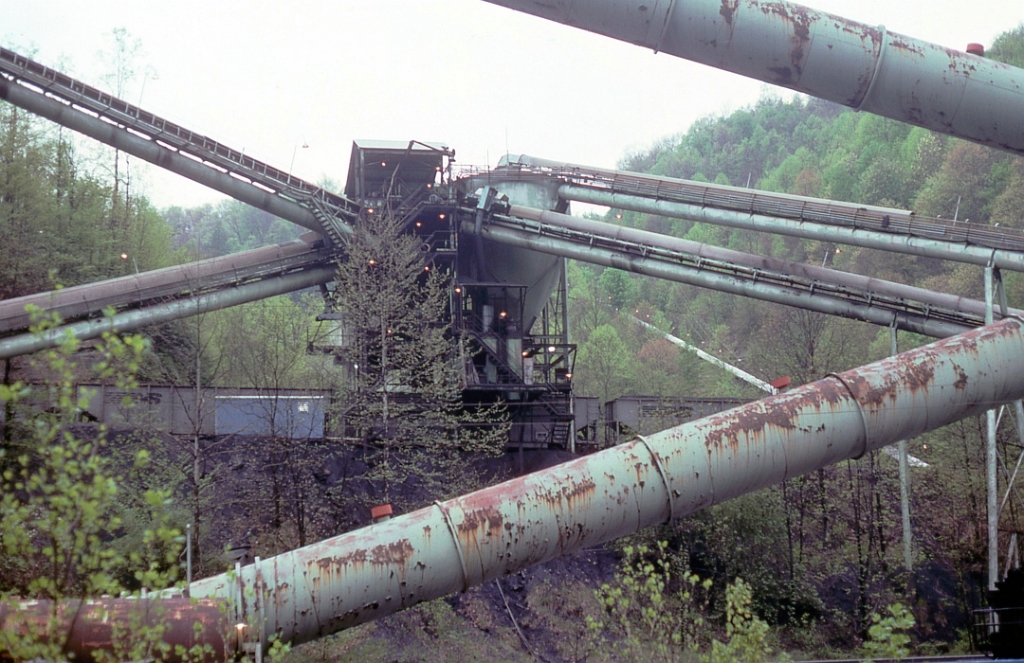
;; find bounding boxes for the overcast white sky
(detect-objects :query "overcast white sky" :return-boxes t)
[4,0,1023,210]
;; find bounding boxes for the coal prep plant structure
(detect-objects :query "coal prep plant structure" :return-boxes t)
[2,0,1024,658]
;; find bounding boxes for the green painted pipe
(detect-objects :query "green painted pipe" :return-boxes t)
[186,317,1024,651]
[482,0,1024,155]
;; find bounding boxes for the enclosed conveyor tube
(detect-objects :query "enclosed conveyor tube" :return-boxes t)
[0,75,320,233]
[465,210,979,337]
[506,204,1018,323]
[562,184,1024,273]
[0,47,357,245]
[181,317,1024,654]
[497,154,1024,272]
[482,0,1024,156]
[0,265,336,359]
[0,238,329,335]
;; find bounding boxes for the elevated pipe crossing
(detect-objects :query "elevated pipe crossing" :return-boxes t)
[4,42,1023,274]
[0,266,337,360]
[0,237,332,335]
[1,44,1020,350]
[471,206,1003,338]
[9,317,1022,660]
[0,197,1009,358]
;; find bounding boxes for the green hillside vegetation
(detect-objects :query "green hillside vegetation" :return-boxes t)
[3,24,1024,659]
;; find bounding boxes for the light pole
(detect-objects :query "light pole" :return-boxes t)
[289,142,309,174]
[120,252,139,274]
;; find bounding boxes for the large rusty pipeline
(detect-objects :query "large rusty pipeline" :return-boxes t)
[8,318,1024,659]
[482,0,1024,156]
[0,598,229,663]
[178,317,1024,651]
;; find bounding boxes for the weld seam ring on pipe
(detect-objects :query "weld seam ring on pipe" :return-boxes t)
[434,501,471,591]
[855,25,888,112]
[653,0,678,54]
[826,373,871,459]
[634,435,677,520]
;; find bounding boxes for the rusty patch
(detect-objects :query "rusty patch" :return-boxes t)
[457,505,505,538]
[719,0,740,32]
[0,598,228,663]
[699,380,850,451]
[768,66,794,84]
[317,538,415,572]
[548,477,597,507]
[369,539,416,566]
[953,365,970,390]
[889,38,924,56]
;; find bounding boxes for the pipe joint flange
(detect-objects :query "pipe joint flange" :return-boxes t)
[855,25,889,112]
[434,501,471,591]
[826,373,871,459]
[635,435,678,520]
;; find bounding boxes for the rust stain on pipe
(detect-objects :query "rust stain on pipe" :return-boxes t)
[0,598,229,663]
[177,318,1024,655]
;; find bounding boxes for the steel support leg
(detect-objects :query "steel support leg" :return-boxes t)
[892,324,913,573]
[986,266,999,590]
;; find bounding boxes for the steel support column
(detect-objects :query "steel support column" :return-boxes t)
[892,325,913,574]
[986,266,999,590]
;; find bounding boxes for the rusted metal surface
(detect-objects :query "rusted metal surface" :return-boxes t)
[482,0,1024,156]
[0,237,328,335]
[0,597,229,663]
[0,265,337,359]
[190,318,1024,648]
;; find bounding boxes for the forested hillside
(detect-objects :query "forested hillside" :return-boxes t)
[3,24,1024,660]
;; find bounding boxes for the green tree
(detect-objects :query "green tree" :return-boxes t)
[590,540,712,663]
[703,578,780,663]
[598,268,639,310]
[575,323,631,404]
[989,24,1024,67]
[863,603,914,662]
[0,311,189,661]
[330,211,505,510]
